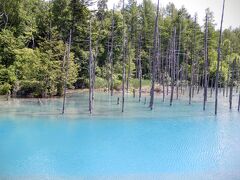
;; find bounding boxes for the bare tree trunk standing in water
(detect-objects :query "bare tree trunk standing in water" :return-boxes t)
[211,78,214,97]
[236,62,239,93]
[189,15,197,105]
[203,13,209,111]
[236,61,240,93]
[184,50,188,95]
[229,58,236,110]
[107,37,111,92]
[89,19,93,114]
[166,49,170,96]
[170,27,176,106]
[126,43,131,93]
[167,45,172,97]
[138,34,142,102]
[196,58,200,94]
[121,0,126,112]
[179,64,183,95]
[238,93,240,112]
[156,32,161,85]
[163,53,168,102]
[162,70,165,102]
[215,0,225,115]
[176,24,181,100]
[62,29,72,114]
[226,50,233,97]
[109,7,115,97]
[92,15,105,104]
[149,0,160,110]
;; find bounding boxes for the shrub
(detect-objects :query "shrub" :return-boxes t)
[113,79,122,91]
[0,83,11,95]
[94,77,107,89]
[130,79,139,89]
[130,78,151,89]
[18,80,45,97]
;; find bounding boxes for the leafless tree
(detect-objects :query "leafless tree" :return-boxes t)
[215,0,225,115]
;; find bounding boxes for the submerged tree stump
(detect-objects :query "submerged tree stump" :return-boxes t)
[238,94,240,112]
[229,59,236,110]
[117,97,120,105]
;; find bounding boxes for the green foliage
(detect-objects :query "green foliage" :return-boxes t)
[130,78,151,89]
[0,65,16,84]
[0,29,24,67]
[94,77,107,89]
[113,79,122,91]
[0,0,240,97]
[18,80,45,97]
[0,83,11,95]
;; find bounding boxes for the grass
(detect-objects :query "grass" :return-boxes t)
[130,79,151,89]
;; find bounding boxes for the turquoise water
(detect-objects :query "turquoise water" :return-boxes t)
[0,92,240,179]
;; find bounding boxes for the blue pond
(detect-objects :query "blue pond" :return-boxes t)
[0,92,240,179]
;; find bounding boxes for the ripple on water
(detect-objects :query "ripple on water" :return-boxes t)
[0,92,240,178]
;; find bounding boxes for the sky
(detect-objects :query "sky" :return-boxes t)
[106,0,240,29]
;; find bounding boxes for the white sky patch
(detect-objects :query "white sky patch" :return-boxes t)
[106,0,240,29]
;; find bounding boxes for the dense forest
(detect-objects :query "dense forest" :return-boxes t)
[0,0,240,113]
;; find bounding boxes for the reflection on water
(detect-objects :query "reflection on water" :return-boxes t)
[0,91,240,178]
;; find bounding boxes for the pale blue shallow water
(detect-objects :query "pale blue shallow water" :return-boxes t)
[0,92,240,179]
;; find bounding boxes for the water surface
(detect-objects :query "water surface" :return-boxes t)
[0,92,240,179]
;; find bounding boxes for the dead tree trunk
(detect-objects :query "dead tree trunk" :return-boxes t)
[138,34,142,102]
[184,50,188,95]
[109,7,115,96]
[163,52,168,101]
[62,29,72,114]
[189,15,197,105]
[193,57,199,97]
[162,71,165,102]
[156,32,161,84]
[180,65,183,94]
[223,80,225,96]
[166,47,171,96]
[92,20,105,103]
[221,58,225,97]
[238,93,240,112]
[203,14,208,111]
[89,20,93,114]
[189,52,193,104]
[59,43,68,96]
[126,42,131,93]
[107,38,111,92]
[215,0,225,115]
[121,0,126,112]
[226,63,230,97]
[211,78,214,97]
[149,0,160,110]
[229,58,236,110]
[170,27,176,106]
[236,62,239,93]
[181,50,186,95]
[196,61,200,94]
[176,24,181,99]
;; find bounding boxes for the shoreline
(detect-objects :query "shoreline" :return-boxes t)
[0,85,159,100]
[2,85,232,101]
